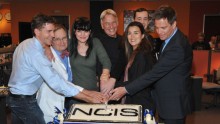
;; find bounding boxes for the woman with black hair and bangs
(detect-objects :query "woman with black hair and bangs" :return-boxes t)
[65,17,111,108]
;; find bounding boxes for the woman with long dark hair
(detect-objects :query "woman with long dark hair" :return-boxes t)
[121,21,156,119]
[66,17,111,107]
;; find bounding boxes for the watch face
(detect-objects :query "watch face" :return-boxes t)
[5,12,11,21]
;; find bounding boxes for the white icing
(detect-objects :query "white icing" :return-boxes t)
[66,104,142,123]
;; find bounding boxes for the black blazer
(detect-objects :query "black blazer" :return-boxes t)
[125,51,155,113]
[125,29,193,119]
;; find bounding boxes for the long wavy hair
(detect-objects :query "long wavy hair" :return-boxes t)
[123,21,152,64]
[69,17,93,59]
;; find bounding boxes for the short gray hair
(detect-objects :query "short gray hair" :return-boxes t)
[100,9,118,21]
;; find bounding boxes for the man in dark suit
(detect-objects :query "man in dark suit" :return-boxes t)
[109,5,192,124]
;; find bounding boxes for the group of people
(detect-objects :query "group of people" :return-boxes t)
[209,34,220,50]
[8,5,193,124]
[191,32,220,50]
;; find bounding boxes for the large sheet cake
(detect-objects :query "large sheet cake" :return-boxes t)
[65,104,142,123]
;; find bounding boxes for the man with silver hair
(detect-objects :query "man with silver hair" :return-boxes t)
[95,9,126,98]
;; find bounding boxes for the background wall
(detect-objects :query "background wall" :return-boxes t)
[10,0,89,43]
[189,1,220,43]
[9,0,191,44]
[1,0,220,44]
[114,0,190,37]
[0,3,11,34]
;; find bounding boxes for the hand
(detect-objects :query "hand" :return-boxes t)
[44,46,55,62]
[100,78,116,96]
[74,90,107,103]
[84,93,107,103]
[83,89,104,100]
[109,87,127,101]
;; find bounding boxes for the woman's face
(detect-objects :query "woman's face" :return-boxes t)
[127,26,144,50]
[75,30,90,43]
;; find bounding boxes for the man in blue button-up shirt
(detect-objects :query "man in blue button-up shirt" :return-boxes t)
[8,14,106,124]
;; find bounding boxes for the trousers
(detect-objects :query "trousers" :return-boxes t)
[8,95,46,124]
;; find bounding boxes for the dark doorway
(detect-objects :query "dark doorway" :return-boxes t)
[19,22,32,43]
[90,1,113,34]
[203,14,220,41]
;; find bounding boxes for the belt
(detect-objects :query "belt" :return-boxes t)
[9,92,36,99]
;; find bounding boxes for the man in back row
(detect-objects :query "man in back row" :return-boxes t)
[133,8,163,60]
[8,14,106,124]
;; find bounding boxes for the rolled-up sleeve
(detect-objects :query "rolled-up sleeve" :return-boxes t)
[32,53,80,97]
[94,38,111,71]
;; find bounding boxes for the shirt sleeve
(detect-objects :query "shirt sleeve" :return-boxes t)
[31,52,80,97]
[68,82,84,92]
[94,38,111,71]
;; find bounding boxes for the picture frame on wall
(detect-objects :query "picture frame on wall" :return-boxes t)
[123,10,134,31]
[123,10,155,33]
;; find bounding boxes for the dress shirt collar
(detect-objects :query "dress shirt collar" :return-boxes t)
[33,37,45,53]
[53,48,62,58]
[162,28,178,51]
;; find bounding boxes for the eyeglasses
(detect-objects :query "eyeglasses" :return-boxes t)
[53,37,68,42]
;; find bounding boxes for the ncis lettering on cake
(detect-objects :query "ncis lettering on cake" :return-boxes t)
[65,104,142,123]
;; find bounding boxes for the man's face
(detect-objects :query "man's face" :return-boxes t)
[210,36,217,42]
[198,36,204,42]
[101,14,118,38]
[35,23,55,47]
[155,18,176,41]
[52,28,68,52]
[134,11,149,29]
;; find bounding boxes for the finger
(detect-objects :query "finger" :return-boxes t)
[108,92,113,97]
[100,86,106,91]
[109,93,117,100]
[102,95,109,103]
[103,91,109,96]
[99,93,106,99]
[103,89,109,94]
[109,89,115,94]
[94,93,104,100]
[104,93,110,99]
[94,96,103,103]
[105,87,112,93]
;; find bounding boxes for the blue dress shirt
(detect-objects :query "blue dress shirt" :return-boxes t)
[8,37,79,96]
[54,49,72,82]
[162,28,178,52]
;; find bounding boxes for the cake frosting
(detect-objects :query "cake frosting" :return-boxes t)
[65,104,142,123]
